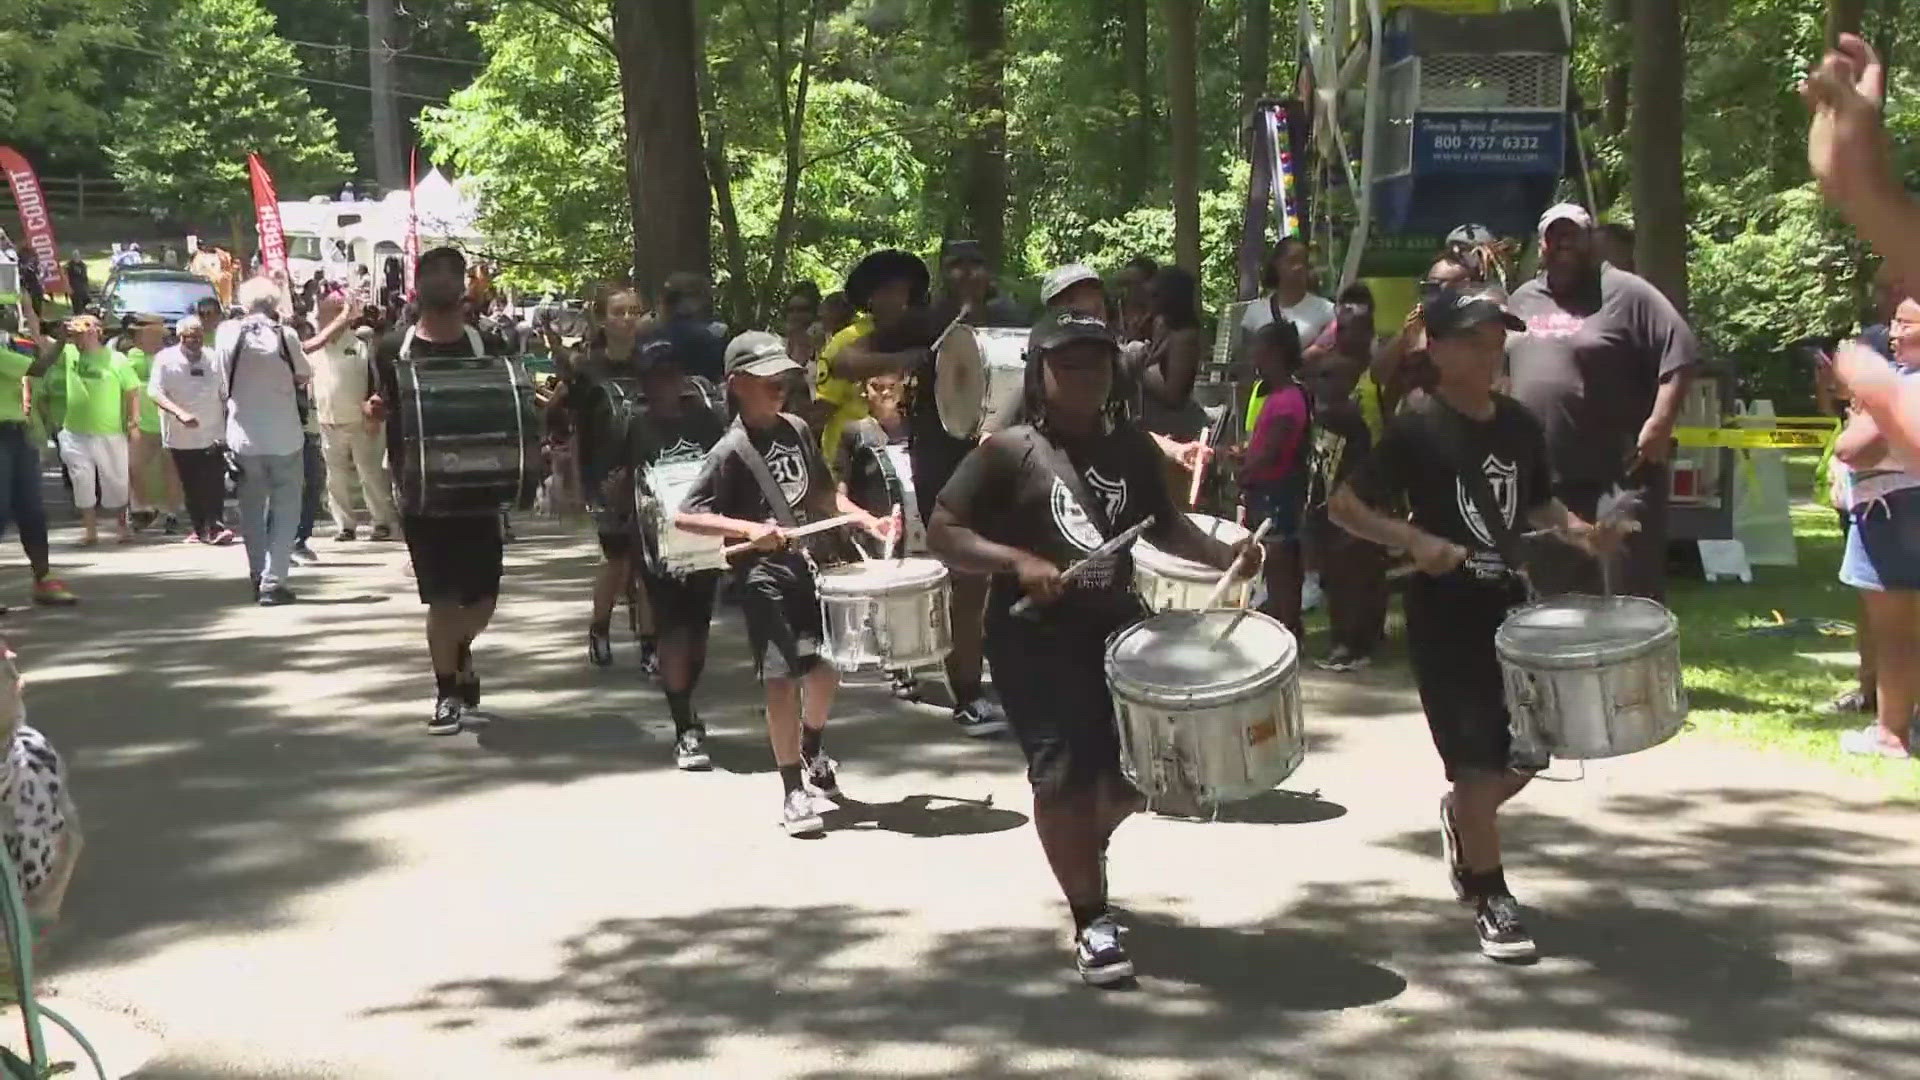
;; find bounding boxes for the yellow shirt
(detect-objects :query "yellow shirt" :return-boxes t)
[816,314,874,472]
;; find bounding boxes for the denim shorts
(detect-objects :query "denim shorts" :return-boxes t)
[1242,481,1306,544]
[1840,487,1920,592]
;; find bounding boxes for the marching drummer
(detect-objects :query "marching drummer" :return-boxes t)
[570,285,654,673]
[623,331,729,771]
[834,372,920,697]
[364,246,515,736]
[1328,285,1627,961]
[929,310,1260,986]
[675,332,896,837]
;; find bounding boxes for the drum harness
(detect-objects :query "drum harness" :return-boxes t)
[396,325,530,515]
[720,413,820,571]
[854,418,922,554]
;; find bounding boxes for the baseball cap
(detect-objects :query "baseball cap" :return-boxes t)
[1420,286,1525,340]
[1536,202,1594,238]
[940,239,987,265]
[635,332,681,372]
[1041,263,1101,305]
[1446,223,1498,248]
[418,245,466,274]
[1027,309,1119,357]
[724,330,802,378]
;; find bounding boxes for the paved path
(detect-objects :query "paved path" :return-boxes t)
[4,522,1917,1079]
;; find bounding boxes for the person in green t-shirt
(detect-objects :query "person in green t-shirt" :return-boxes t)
[45,314,137,544]
[121,315,182,533]
[0,301,77,606]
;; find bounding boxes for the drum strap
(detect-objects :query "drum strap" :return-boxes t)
[399,325,485,360]
[1020,426,1117,539]
[721,417,802,529]
[1424,403,1527,576]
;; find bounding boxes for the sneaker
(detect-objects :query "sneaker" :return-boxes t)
[370,524,394,542]
[334,527,357,542]
[638,639,660,680]
[1301,572,1324,612]
[1074,915,1135,986]
[1839,723,1912,759]
[211,528,237,546]
[183,532,204,544]
[888,669,919,700]
[291,543,319,565]
[804,752,841,799]
[162,514,180,535]
[257,585,297,607]
[31,578,77,606]
[782,788,824,836]
[1439,795,1468,902]
[952,698,1009,738]
[587,626,613,668]
[1827,688,1875,714]
[128,509,155,532]
[674,729,711,771]
[1475,893,1537,960]
[427,696,465,736]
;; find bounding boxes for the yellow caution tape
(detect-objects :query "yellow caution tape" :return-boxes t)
[1674,426,1835,450]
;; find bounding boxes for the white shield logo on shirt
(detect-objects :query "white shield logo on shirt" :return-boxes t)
[1050,477,1106,552]
[657,437,706,465]
[764,441,809,506]
[1457,454,1518,548]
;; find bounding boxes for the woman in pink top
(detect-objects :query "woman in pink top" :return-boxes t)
[1235,321,1312,636]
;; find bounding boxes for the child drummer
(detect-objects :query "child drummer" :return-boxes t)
[929,311,1260,986]
[676,332,895,837]
[1328,285,1625,961]
[623,331,729,771]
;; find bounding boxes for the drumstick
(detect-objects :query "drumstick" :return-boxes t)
[1200,517,1274,609]
[1009,518,1155,616]
[885,504,903,562]
[722,514,861,558]
[1186,446,1208,507]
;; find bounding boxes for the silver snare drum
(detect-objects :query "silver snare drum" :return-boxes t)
[817,558,952,672]
[1106,609,1304,817]
[1496,595,1687,761]
[1132,513,1253,611]
[639,459,727,574]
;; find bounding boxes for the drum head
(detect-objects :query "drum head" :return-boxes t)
[935,327,985,439]
[1107,609,1297,708]
[1496,595,1678,670]
[1134,513,1252,577]
[818,557,949,596]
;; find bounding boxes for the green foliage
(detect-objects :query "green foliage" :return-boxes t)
[107,0,351,227]
[417,2,626,292]
[0,0,141,168]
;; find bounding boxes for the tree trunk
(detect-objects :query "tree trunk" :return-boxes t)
[1601,0,1631,137]
[1826,0,1868,45]
[702,60,751,330]
[764,0,820,318]
[1122,0,1153,203]
[367,0,404,191]
[1164,0,1201,273]
[1238,0,1270,121]
[1629,0,1686,310]
[959,0,1007,272]
[611,0,712,304]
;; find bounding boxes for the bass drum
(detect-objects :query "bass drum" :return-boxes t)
[395,357,542,516]
[575,376,644,511]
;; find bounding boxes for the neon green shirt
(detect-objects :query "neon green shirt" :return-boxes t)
[54,345,138,436]
[125,349,164,433]
[0,345,33,424]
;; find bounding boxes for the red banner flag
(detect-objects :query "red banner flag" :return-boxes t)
[0,146,67,297]
[404,146,420,298]
[246,153,289,285]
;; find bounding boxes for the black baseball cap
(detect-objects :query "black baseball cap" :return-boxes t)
[724,331,802,378]
[940,239,987,265]
[635,332,681,373]
[1027,310,1119,357]
[418,245,466,275]
[1421,286,1524,340]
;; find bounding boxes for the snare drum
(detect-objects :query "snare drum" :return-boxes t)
[934,326,1030,438]
[395,357,541,516]
[1106,609,1304,817]
[816,558,952,672]
[1496,595,1687,760]
[638,459,726,574]
[1132,513,1253,611]
[576,377,643,511]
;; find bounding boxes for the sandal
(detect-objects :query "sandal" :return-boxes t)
[1839,724,1913,759]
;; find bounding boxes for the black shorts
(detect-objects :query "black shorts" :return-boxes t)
[737,552,825,680]
[598,530,633,559]
[985,595,1145,799]
[405,513,506,606]
[1404,577,1523,781]
[638,566,719,635]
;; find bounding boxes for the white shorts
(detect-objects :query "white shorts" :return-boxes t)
[56,430,130,511]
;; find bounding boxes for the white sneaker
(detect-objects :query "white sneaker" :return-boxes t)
[1074,915,1134,985]
[1301,573,1324,611]
[782,789,824,836]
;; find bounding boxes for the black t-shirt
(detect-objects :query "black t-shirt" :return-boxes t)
[679,412,849,567]
[835,416,910,517]
[370,325,514,516]
[629,389,727,570]
[1310,396,1370,509]
[1351,394,1553,587]
[1505,265,1698,485]
[873,295,1030,499]
[937,421,1173,620]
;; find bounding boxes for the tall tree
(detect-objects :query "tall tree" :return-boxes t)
[1629,0,1686,308]
[1601,0,1631,138]
[1238,0,1269,120]
[1121,0,1153,202]
[1163,0,1201,272]
[1825,0,1867,45]
[759,0,823,312]
[611,0,712,300]
[366,0,405,192]
[958,0,1008,270]
[109,0,350,232]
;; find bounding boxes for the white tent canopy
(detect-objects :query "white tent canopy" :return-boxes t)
[385,168,482,243]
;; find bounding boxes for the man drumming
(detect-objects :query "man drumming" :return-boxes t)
[626,332,728,770]
[930,311,1258,986]
[677,332,894,836]
[1329,286,1623,960]
[366,247,513,736]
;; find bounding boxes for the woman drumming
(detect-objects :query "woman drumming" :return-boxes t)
[930,310,1259,986]
[565,286,653,671]
[1136,266,1214,506]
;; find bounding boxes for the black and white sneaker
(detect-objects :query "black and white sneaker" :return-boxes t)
[292,542,319,565]
[952,698,1009,738]
[782,789,824,836]
[1439,795,1468,902]
[674,729,711,771]
[804,752,841,799]
[638,639,660,680]
[333,527,357,542]
[428,696,464,736]
[888,669,920,700]
[1074,915,1134,985]
[1475,893,1537,960]
[587,627,613,667]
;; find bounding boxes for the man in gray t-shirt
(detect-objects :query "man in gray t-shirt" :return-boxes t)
[212,279,313,604]
[1506,203,1698,600]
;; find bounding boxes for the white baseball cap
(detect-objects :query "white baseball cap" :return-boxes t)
[1537,202,1594,237]
[1041,263,1101,305]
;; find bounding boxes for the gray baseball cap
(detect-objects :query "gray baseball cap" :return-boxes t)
[1041,263,1101,304]
[724,330,802,378]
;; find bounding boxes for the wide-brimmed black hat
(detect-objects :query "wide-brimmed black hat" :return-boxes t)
[844,249,930,311]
